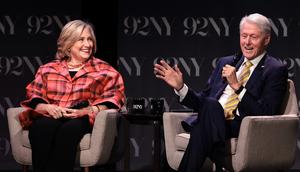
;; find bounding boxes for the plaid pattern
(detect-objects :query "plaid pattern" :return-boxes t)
[19,57,125,129]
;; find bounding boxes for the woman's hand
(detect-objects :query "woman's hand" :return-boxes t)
[154,60,184,91]
[63,107,92,118]
[35,104,75,119]
[36,104,106,119]
[63,105,106,118]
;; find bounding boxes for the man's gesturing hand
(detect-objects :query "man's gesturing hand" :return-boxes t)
[154,60,184,91]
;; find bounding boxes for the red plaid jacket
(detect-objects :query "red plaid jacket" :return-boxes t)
[19,57,125,129]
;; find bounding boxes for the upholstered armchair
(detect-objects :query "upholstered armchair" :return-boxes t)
[7,108,119,172]
[163,79,299,171]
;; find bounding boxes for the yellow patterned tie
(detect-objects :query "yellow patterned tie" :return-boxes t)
[224,61,253,120]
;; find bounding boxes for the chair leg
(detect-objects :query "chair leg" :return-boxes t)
[22,165,29,172]
[83,167,89,172]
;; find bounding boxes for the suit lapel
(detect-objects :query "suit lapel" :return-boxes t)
[245,55,267,89]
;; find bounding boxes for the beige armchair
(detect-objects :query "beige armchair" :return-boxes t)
[163,79,299,172]
[7,108,119,172]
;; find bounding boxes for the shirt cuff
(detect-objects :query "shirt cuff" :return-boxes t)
[174,84,188,102]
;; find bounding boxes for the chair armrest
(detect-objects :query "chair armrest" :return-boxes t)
[80,109,118,166]
[163,112,197,169]
[7,107,29,165]
[163,112,196,135]
[233,114,299,171]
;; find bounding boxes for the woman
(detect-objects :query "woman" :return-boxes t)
[19,20,125,172]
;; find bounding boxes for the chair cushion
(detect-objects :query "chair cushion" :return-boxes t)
[226,138,238,155]
[22,130,91,151]
[175,132,238,155]
[78,134,91,150]
[175,133,190,151]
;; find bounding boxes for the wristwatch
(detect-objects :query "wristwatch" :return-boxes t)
[235,85,244,94]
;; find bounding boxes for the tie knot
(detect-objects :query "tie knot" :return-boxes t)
[245,61,253,68]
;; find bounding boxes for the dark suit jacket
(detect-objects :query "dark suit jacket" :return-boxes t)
[181,54,288,135]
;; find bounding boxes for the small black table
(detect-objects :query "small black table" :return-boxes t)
[122,112,163,172]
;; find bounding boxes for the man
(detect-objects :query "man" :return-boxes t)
[154,13,288,171]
